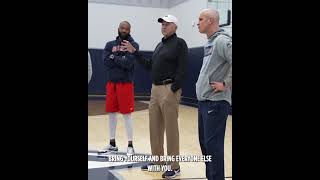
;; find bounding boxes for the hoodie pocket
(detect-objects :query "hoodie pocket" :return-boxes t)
[204,75,215,98]
[205,75,226,99]
[196,74,213,99]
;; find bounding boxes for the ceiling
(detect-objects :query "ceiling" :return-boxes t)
[88,0,189,8]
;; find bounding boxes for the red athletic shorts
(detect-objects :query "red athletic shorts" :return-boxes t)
[106,82,134,114]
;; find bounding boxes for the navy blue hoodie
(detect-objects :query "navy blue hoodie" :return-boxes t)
[103,35,139,82]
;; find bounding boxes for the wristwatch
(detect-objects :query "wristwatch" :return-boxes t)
[109,54,115,60]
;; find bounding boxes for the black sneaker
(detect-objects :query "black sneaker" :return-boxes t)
[162,168,180,179]
[141,163,155,171]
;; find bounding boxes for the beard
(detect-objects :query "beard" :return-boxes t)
[118,31,130,40]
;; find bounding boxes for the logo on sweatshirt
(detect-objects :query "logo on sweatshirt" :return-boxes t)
[112,45,127,52]
[204,45,213,57]
[112,45,123,52]
[227,41,232,48]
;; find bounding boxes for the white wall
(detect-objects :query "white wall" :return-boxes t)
[88,3,168,50]
[207,0,232,36]
[88,0,232,50]
[170,0,232,48]
[169,0,208,48]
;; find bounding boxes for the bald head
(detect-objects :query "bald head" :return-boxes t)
[119,21,131,29]
[118,21,131,40]
[200,9,220,25]
[197,9,220,37]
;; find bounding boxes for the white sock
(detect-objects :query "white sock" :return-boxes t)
[123,113,133,142]
[109,113,117,140]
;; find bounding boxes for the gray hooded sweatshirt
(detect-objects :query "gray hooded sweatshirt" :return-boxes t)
[195,29,232,105]
[88,51,92,84]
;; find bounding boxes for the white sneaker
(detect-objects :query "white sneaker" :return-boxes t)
[127,147,135,156]
[98,144,118,154]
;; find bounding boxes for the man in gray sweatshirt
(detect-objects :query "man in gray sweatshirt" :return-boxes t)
[196,9,232,180]
[88,51,92,84]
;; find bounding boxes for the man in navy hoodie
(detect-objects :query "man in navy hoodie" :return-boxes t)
[98,21,139,156]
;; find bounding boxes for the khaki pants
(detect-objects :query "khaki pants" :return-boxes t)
[149,83,181,170]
